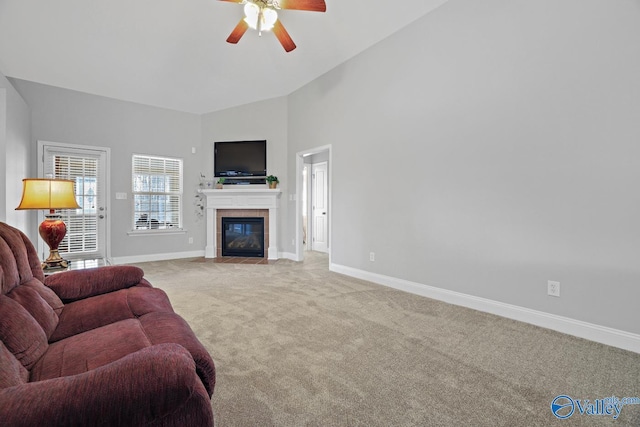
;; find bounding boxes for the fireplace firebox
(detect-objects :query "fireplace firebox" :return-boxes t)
[221,217,265,257]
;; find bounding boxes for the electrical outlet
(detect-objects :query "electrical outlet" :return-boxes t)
[188,237,194,244]
[369,252,375,262]
[548,280,560,297]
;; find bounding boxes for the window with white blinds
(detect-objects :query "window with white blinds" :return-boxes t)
[46,154,100,255]
[132,154,183,231]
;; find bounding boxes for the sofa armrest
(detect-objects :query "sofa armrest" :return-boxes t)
[0,343,213,427]
[44,265,146,301]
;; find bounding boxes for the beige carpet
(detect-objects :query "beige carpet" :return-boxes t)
[133,252,640,426]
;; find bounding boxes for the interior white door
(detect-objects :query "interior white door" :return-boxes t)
[302,164,310,250]
[41,142,109,260]
[311,162,328,253]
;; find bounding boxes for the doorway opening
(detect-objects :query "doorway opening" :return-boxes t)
[38,140,111,263]
[295,145,331,263]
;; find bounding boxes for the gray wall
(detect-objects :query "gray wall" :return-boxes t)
[0,88,5,221]
[201,97,290,254]
[287,0,640,334]
[3,0,638,337]
[8,78,293,259]
[0,71,32,238]
[10,79,203,259]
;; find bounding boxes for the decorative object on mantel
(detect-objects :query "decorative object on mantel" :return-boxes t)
[266,175,279,189]
[199,173,215,189]
[216,178,226,189]
[219,0,326,52]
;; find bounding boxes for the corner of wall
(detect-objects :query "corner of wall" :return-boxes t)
[0,73,33,236]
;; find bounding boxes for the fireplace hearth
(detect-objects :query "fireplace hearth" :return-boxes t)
[222,217,265,257]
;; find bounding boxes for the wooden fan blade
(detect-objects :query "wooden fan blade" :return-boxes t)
[278,0,326,12]
[273,20,296,52]
[227,19,249,44]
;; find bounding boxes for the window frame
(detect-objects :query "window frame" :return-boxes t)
[130,153,184,233]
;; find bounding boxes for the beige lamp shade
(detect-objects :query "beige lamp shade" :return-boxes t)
[16,178,81,211]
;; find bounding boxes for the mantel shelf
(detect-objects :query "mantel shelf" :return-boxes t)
[199,188,281,196]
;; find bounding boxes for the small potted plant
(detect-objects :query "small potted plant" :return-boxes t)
[266,175,279,189]
[215,177,226,189]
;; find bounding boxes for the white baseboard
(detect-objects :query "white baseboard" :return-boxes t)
[280,251,299,261]
[114,250,302,265]
[330,263,640,354]
[112,250,205,265]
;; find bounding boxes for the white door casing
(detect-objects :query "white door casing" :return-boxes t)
[38,141,110,261]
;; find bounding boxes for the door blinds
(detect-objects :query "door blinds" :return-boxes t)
[43,150,101,257]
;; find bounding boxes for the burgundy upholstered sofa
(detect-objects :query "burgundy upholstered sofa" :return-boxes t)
[0,222,215,426]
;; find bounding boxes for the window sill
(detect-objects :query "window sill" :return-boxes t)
[127,229,186,237]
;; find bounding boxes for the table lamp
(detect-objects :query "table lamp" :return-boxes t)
[15,178,81,269]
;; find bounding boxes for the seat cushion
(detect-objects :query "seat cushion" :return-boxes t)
[50,286,174,342]
[32,311,215,397]
[31,318,151,381]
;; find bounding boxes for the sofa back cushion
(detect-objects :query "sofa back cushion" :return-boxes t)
[0,295,48,370]
[0,223,46,294]
[0,222,62,340]
[6,281,60,338]
[23,277,64,316]
[0,340,28,388]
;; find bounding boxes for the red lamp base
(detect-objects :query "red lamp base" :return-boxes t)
[39,214,70,269]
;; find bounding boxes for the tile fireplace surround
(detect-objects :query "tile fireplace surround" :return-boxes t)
[200,188,282,260]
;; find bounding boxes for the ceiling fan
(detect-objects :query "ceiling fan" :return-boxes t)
[220,0,327,52]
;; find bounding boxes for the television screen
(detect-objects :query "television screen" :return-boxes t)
[214,140,267,177]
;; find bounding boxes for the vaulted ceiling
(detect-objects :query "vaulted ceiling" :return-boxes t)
[0,0,449,114]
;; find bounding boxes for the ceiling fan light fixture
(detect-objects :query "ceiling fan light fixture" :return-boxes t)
[243,2,260,30]
[222,0,326,52]
[243,2,278,33]
[262,8,278,32]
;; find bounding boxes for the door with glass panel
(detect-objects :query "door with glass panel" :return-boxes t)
[40,142,109,261]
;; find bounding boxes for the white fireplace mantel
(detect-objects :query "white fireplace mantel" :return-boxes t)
[200,188,282,259]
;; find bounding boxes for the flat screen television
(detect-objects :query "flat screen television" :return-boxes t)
[214,140,267,178]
